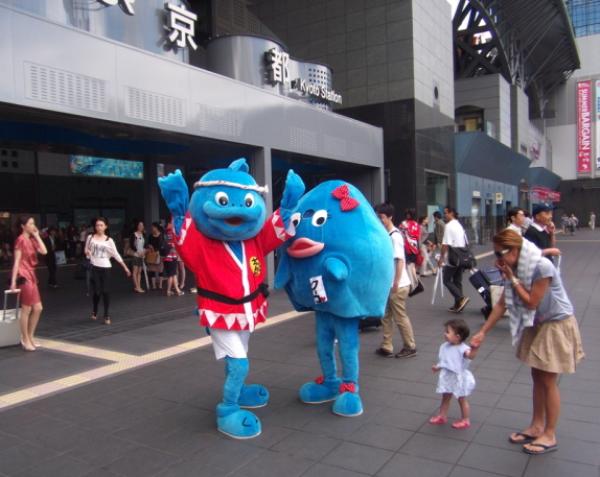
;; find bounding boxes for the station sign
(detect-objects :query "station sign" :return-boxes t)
[264,46,343,106]
[97,0,198,50]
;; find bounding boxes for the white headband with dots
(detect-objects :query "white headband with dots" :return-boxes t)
[193,180,269,195]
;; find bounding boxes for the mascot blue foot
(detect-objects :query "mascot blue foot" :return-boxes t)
[217,357,262,439]
[299,377,341,404]
[216,403,261,439]
[332,384,363,417]
[239,384,269,408]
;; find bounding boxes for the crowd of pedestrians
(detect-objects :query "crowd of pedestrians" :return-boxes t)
[4,215,192,338]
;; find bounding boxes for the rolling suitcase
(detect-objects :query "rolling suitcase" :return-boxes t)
[469,268,502,319]
[0,290,21,348]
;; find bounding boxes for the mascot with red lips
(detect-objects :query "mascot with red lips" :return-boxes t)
[275,181,393,416]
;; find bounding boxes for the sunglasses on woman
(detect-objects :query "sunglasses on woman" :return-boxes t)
[494,249,510,259]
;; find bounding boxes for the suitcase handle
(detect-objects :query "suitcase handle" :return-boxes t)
[2,289,20,322]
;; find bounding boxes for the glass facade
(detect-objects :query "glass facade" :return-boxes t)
[567,0,600,37]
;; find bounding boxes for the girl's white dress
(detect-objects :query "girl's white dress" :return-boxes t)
[435,342,476,398]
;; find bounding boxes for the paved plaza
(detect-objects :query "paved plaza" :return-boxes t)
[0,233,599,477]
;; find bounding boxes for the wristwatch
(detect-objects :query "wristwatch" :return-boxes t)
[511,276,521,287]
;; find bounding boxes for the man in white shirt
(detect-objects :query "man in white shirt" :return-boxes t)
[506,207,526,235]
[438,206,470,313]
[374,204,417,359]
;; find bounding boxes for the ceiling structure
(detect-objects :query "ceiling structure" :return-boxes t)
[453,0,580,117]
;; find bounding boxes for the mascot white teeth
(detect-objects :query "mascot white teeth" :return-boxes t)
[158,158,304,439]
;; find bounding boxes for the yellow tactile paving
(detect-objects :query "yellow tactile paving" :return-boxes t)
[0,310,309,411]
[37,338,136,362]
[1,389,39,404]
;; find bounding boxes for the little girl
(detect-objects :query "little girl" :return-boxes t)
[429,318,477,429]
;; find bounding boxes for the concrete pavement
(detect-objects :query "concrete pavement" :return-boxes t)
[0,232,598,476]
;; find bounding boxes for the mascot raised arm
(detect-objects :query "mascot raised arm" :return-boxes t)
[158,158,304,439]
[275,181,393,417]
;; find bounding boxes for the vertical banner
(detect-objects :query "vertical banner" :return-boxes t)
[577,80,592,174]
[596,80,600,170]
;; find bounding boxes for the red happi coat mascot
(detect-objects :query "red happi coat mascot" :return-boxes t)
[158,158,305,439]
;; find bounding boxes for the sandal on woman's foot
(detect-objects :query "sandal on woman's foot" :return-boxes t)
[508,432,537,444]
[104,317,111,325]
[166,291,174,297]
[20,339,36,352]
[429,415,448,425]
[522,442,558,455]
[451,419,471,429]
[176,290,185,296]
[91,313,97,321]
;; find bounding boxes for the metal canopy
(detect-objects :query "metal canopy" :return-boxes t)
[454,0,580,116]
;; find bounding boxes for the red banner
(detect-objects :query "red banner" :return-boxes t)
[577,80,592,174]
[531,186,561,203]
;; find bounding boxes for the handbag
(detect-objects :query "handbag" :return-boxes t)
[447,232,476,269]
[448,246,476,269]
[0,290,21,348]
[145,250,160,265]
[54,250,67,265]
[406,262,425,297]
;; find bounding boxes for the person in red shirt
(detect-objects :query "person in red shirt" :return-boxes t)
[10,216,48,351]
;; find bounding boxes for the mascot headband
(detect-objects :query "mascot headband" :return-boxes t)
[193,180,269,195]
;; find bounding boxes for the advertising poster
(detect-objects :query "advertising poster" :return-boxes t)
[69,156,144,180]
[576,80,592,174]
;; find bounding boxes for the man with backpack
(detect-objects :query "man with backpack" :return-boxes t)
[374,203,418,359]
[438,206,470,313]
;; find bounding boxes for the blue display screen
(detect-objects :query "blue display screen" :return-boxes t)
[69,156,144,180]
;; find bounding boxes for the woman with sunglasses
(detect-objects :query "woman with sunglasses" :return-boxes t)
[471,229,584,456]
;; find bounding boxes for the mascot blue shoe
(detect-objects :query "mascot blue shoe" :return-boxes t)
[276,181,393,417]
[299,376,341,404]
[158,159,304,439]
[239,384,270,408]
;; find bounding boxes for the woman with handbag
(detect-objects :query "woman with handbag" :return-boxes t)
[163,222,184,297]
[10,216,48,351]
[146,222,165,291]
[85,217,131,325]
[128,220,146,293]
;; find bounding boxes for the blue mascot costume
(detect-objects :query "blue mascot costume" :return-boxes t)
[275,181,393,416]
[158,159,304,439]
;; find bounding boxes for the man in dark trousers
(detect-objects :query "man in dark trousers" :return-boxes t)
[523,204,561,264]
[43,227,58,288]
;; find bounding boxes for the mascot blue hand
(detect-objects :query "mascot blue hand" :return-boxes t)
[324,257,349,282]
[280,169,305,227]
[158,170,189,233]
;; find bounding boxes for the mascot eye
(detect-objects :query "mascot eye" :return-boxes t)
[311,210,328,227]
[291,212,301,227]
[215,192,229,206]
[244,193,255,208]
